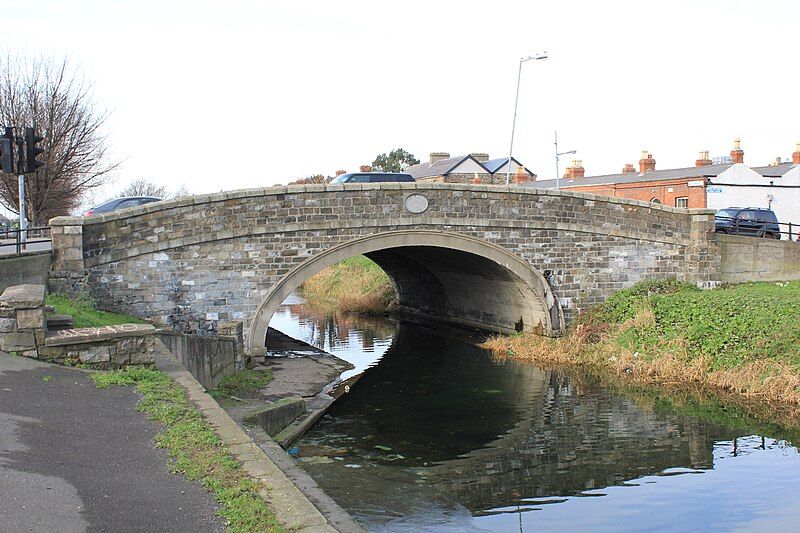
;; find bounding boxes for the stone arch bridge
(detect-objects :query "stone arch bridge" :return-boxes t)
[50,183,720,355]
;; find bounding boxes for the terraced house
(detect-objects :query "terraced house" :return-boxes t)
[522,140,800,226]
[407,152,536,184]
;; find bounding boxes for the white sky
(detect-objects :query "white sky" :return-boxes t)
[2,0,799,206]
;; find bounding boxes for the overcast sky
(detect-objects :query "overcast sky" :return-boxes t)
[3,0,799,204]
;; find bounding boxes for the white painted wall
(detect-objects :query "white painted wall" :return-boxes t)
[449,158,488,174]
[707,163,800,227]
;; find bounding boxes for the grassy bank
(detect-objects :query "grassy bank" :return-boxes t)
[300,255,395,315]
[47,293,149,328]
[484,280,800,406]
[92,368,282,532]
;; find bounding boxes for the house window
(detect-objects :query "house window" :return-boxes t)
[650,198,661,204]
[675,197,689,208]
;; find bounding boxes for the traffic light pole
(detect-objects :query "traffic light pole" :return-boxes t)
[18,173,27,249]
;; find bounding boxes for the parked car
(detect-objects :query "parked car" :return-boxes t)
[330,172,415,184]
[83,196,162,217]
[714,207,782,239]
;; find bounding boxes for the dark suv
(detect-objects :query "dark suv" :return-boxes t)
[331,172,414,184]
[715,207,782,239]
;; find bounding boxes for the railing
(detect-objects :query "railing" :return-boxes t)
[0,226,52,254]
[714,216,799,241]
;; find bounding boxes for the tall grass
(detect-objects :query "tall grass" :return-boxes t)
[300,256,395,315]
[484,280,800,406]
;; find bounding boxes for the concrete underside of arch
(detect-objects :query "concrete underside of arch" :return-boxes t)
[249,231,563,355]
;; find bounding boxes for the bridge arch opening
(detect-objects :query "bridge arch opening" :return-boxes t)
[249,230,563,354]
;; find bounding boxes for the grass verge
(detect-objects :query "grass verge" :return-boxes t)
[484,279,800,406]
[91,367,282,533]
[47,293,149,328]
[300,255,395,315]
[211,369,273,399]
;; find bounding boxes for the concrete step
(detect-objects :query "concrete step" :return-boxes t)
[46,314,74,331]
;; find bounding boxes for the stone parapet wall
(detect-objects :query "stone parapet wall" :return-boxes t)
[717,234,800,283]
[41,323,157,368]
[0,283,157,368]
[49,184,718,348]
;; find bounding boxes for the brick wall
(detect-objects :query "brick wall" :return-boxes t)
[565,178,707,208]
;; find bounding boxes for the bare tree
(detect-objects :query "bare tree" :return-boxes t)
[0,53,118,225]
[118,177,169,198]
[118,177,190,199]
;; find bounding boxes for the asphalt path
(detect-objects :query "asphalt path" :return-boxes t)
[0,352,224,533]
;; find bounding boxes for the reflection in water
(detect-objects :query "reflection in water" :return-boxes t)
[270,295,800,532]
[268,293,395,380]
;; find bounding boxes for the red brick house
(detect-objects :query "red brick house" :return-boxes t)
[521,141,750,209]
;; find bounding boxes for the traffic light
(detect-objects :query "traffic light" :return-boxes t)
[0,127,13,174]
[24,127,45,173]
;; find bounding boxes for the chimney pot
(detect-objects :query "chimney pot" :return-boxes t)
[359,165,372,172]
[639,150,656,173]
[695,150,712,167]
[514,166,528,184]
[622,163,636,173]
[730,139,744,164]
[335,169,346,176]
[565,160,585,179]
[793,142,800,165]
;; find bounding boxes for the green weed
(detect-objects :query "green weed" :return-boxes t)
[91,368,282,532]
[47,293,149,329]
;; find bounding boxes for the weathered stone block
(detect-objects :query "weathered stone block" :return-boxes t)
[37,345,66,360]
[0,318,15,333]
[0,284,45,310]
[16,308,44,330]
[1,331,36,351]
[78,345,111,364]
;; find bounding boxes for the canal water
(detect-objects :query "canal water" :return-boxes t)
[269,294,800,532]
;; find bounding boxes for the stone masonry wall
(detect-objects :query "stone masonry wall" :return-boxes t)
[49,184,719,345]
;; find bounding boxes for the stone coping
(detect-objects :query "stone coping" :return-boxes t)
[0,284,46,309]
[45,323,156,346]
[49,183,715,227]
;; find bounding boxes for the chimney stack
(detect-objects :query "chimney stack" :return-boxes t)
[639,150,656,173]
[470,152,490,162]
[793,143,800,165]
[730,139,744,164]
[622,163,636,173]
[359,165,372,172]
[471,172,482,185]
[335,169,346,176]
[564,160,585,179]
[429,152,450,164]
[695,150,712,167]
[514,166,528,184]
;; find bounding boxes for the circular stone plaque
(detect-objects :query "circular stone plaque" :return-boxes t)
[404,194,429,214]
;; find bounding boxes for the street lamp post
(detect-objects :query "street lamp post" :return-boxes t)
[506,52,548,185]
[554,130,576,190]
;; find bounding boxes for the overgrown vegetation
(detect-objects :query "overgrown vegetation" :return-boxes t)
[47,293,148,328]
[91,367,282,533]
[484,280,800,406]
[211,369,273,399]
[300,255,395,315]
